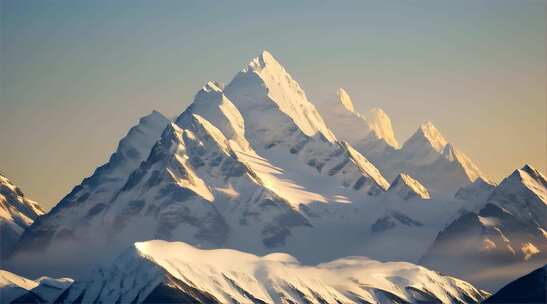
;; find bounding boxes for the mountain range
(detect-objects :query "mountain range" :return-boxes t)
[1,51,545,302]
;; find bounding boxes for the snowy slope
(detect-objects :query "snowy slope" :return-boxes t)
[387,173,431,200]
[100,116,312,252]
[14,111,169,254]
[421,165,547,291]
[0,174,44,257]
[58,240,489,304]
[176,81,250,150]
[224,53,389,195]
[455,177,496,204]
[0,269,72,304]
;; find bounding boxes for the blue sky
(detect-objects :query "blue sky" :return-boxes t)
[1,0,545,208]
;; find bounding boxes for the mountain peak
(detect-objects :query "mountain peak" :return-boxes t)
[192,81,225,107]
[472,176,496,188]
[176,81,249,149]
[246,50,282,72]
[388,173,431,200]
[139,110,169,126]
[337,88,355,112]
[441,143,485,182]
[260,49,275,62]
[399,121,448,166]
[366,107,399,149]
[226,51,336,142]
[512,164,547,192]
[416,121,447,152]
[489,164,547,227]
[519,164,546,182]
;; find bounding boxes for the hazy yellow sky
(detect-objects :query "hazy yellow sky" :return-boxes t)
[1,0,545,209]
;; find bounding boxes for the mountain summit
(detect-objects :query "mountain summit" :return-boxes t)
[402,121,448,164]
[367,107,399,149]
[225,50,336,143]
[318,88,488,194]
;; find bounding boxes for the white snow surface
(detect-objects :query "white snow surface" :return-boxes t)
[61,240,489,304]
[0,269,72,304]
[0,173,44,257]
[455,177,496,204]
[388,173,431,200]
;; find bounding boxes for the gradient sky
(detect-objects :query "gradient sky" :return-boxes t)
[1,0,545,210]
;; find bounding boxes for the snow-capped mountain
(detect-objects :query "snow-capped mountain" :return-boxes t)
[9,52,396,276]
[0,269,72,304]
[318,88,487,195]
[7,51,533,293]
[488,165,547,228]
[375,123,487,195]
[387,173,431,200]
[483,264,546,304]
[101,116,313,251]
[221,52,389,195]
[421,165,547,291]
[0,174,44,258]
[402,121,448,165]
[14,111,169,255]
[225,51,336,143]
[57,240,489,304]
